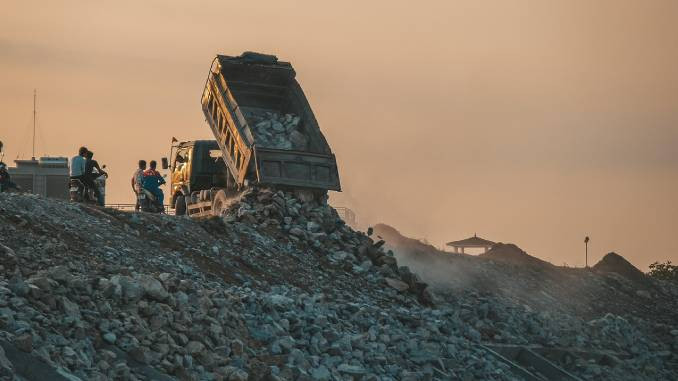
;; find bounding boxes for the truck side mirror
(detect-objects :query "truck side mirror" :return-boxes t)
[161,157,169,170]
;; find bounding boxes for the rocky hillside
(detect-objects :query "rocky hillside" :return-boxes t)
[0,193,676,380]
[374,223,678,379]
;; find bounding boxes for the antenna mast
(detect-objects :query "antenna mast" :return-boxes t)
[32,89,36,160]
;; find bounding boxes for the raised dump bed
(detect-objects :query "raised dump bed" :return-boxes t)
[201,52,341,191]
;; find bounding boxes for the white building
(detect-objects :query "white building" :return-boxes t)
[8,157,69,200]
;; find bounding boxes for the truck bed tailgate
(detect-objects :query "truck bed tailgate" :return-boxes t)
[253,147,341,191]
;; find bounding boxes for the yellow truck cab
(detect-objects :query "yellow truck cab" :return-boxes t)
[168,140,231,216]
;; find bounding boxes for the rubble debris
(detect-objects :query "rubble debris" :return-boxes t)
[374,223,678,380]
[385,277,410,292]
[0,192,676,380]
[241,109,308,150]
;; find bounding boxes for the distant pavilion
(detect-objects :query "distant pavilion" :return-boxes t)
[446,234,495,254]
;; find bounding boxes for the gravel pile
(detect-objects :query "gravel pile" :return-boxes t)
[0,192,676,380]
[375,224,678,380]
[222,188,433,305]
[592,252,648,284]
[242,109,308,151]
[479,243,551,267]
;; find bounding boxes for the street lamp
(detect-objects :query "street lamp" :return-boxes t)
[584,236,590,268]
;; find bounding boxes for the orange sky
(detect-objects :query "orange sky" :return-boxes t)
[1,0,677,269]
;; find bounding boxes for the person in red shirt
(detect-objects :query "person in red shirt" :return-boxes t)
[142,160,165,205]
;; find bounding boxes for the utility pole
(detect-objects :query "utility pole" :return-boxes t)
[32,89,37,160]
[584,236,590,268]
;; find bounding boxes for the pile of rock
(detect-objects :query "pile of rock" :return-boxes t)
[0,191,677,380]
[224,187,434,304]
[592,252,648,284]
[0,191,455,380]
[242,109,309,151]
[1,266,252,380]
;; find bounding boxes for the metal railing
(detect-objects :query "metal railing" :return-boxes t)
[105,203,174,215]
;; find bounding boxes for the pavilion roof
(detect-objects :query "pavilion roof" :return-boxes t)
[446,234,495,247]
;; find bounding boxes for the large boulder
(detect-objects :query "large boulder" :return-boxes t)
[138,275,169,301]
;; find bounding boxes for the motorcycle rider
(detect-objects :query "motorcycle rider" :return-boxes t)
[69,146,88,185]
[131,160,147,211]
[142,160,165,206]
[84,150,107,206]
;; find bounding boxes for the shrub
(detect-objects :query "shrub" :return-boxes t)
[648,261,678,283]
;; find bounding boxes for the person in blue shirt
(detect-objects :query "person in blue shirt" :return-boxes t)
[142,160,165,205]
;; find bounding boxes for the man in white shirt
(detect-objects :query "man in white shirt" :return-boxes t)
[69,146,88,179]
[131,160,147,211]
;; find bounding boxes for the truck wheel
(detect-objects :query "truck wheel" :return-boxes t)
[211,190,229,217]
[175,195,187,216]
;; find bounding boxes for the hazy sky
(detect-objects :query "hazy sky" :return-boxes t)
[2,1,677,269]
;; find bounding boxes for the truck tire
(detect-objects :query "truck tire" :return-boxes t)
[211,190,229,217]
[175,195,187,216]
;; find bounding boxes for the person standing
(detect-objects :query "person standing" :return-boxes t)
[131,160,147,211]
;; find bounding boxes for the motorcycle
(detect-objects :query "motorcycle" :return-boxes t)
[138,174,166,213]
[138,188,165,213]
[69,166,107,205]
[68,178,88,203]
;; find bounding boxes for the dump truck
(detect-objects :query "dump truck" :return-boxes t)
[167,52,341,217]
